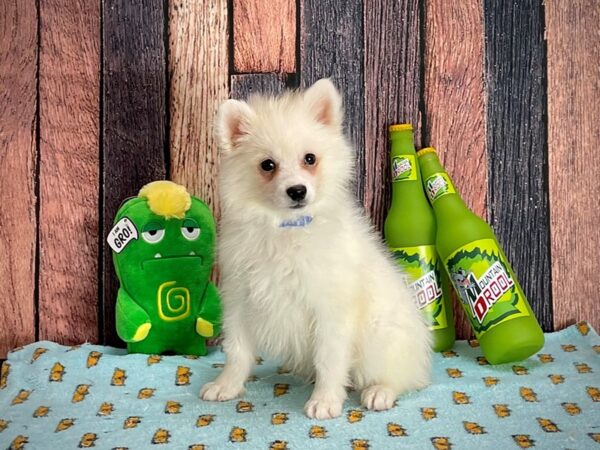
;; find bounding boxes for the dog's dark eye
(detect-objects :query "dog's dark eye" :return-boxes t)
[260,159,276,172]
[304,153,317,165]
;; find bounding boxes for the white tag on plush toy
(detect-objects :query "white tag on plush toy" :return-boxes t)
[108,217,138,253]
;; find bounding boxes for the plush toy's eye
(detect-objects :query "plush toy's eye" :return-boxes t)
[181,218,201,241]
[142,223,165,244]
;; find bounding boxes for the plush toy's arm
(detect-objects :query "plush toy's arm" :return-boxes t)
[116,288,152,342]
[195,282,222,338]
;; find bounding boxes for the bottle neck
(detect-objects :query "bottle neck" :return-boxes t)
[389,131,415,158]
[417,152,469,214]
[389,131,426,201]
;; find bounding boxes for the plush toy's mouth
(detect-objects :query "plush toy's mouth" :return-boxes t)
[141,253,203,270]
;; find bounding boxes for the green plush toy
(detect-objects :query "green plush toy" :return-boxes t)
[108,180,221,355]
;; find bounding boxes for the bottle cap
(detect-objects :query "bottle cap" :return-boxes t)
[417,147,437,157]
[388,124,413,132]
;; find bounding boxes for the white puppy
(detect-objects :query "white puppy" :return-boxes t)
[201,79,431,419]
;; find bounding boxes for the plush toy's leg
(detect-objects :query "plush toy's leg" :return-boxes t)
[175,336,208,356]
[127,341,164,355]
[127,330,207,356]
[127,332,167,355]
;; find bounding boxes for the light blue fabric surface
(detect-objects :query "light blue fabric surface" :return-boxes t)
[1,323,599,449]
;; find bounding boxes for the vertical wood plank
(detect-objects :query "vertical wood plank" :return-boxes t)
[103,0,167,345]
[231,73,287,99]
[483,0,553,330]
[363,0,422,231]
[546,0,600,331]
[38,0,100,345]
[423,0,486,338]
[300,0,364,200]
[169,0,228,216]
[0,0,38,357]
[233,0,296,73]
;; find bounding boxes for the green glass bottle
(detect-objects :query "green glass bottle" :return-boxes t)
[416,147,544,364]
[384,124,455,352]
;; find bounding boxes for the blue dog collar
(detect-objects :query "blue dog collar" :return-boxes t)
[280,215,313,228]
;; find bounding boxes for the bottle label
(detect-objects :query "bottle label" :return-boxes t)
[391,245,448,330]
[445,238,529,336]
[424,172,455,202]
[391,155,417,182]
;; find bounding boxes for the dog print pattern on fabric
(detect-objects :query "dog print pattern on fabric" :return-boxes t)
[0,322,598,449]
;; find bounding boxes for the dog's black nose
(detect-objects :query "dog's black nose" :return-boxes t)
[286,185,307,201]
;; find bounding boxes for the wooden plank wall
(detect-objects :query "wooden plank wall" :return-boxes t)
[0,0,598,356]
[38,0,100,346]
[364,0,422,231]
[233,0,295,74]
[102,0,168,345]
[546,0,600,330]
[0,0,38,355]
[423,0,486,338]
[301,0,365,199]
[484,0,553,332]
[169,0,228,214]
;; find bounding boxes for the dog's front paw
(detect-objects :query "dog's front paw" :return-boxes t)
[200,381,244,402]
[304,396,344,419]
[361,385,397,411]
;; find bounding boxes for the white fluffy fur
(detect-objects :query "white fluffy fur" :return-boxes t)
[201,79,431,419]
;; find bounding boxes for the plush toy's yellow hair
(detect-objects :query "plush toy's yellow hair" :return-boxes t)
[138,180,191,219]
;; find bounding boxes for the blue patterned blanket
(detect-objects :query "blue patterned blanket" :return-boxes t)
[1,322,599,449]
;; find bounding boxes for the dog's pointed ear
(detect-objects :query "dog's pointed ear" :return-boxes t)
[303,78,343,129]
[215,99,255,152]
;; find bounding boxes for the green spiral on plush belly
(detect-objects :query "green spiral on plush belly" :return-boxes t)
[157,281,191,321]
